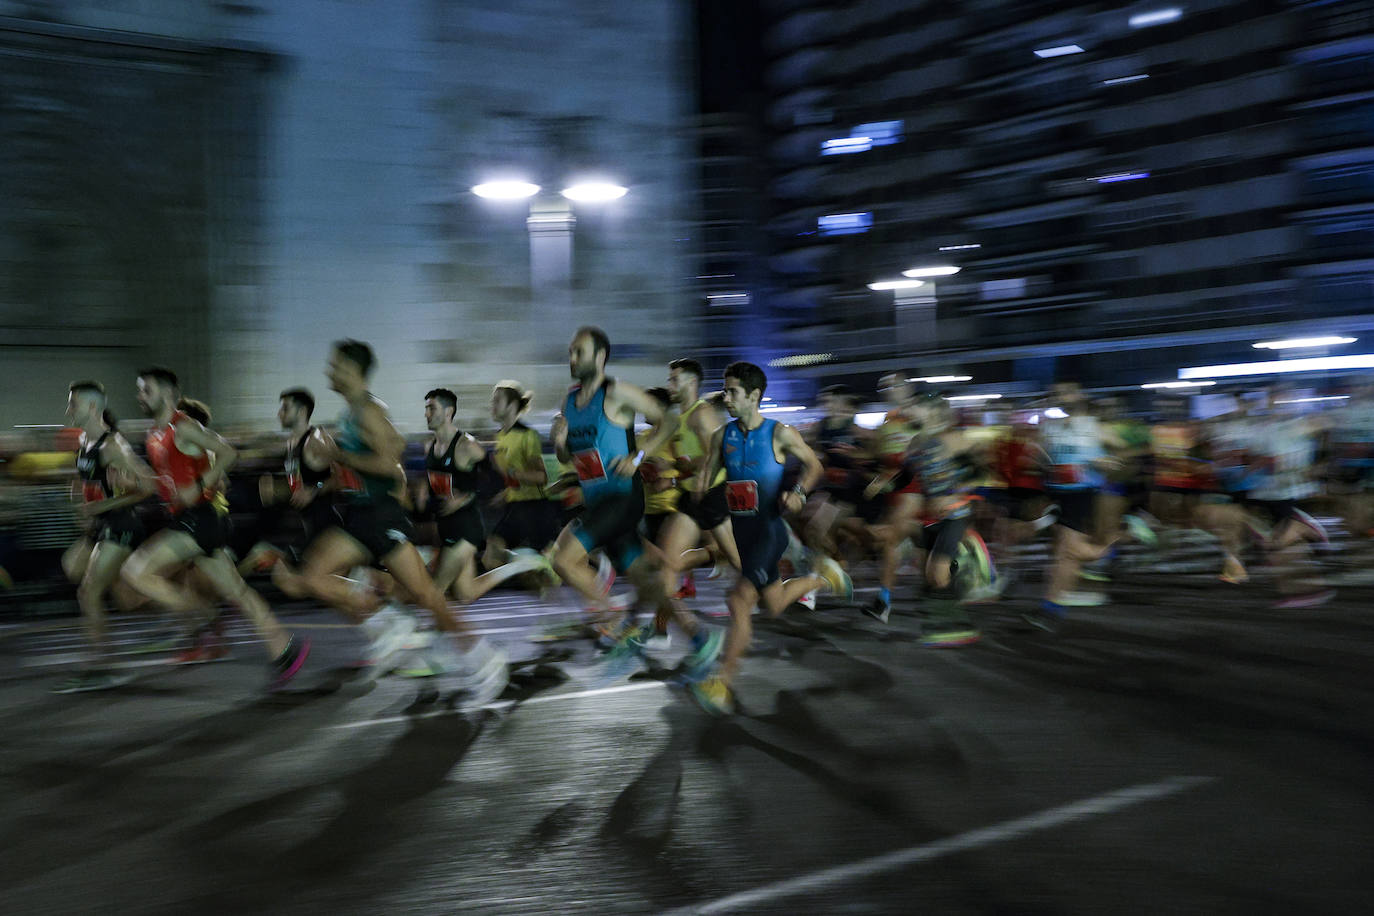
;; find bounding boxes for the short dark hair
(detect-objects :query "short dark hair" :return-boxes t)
[645,386,673,408]
[332,339,376,376]
[668,358,703,382]
[177,397,212,426]
[69,380,106,399]
[138,367,179,390]
[821,383,853,399]
[575,325,611,363]
[724,361,767,401]
[425,388,457,417]
[279,387,315,418]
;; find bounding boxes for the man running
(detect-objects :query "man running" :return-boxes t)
[421,387,550,603]
[54,381,157,692]
[484,380,558,569]
[655,358,741,601]
[120,368,310,689]
[273,342,505,700]
[864,395,989,644]
[864,372,925,621]
[548,327,722,678]
[688,361,852,714]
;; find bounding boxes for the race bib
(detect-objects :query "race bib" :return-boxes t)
[1050,464,1087,486]
[573,449,607,483]
[334,466,364,494]
[428,470,453,499]
[726,480,759,513]
[82,482,105,503]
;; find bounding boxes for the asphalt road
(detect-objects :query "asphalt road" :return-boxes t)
[2,562,1371,914]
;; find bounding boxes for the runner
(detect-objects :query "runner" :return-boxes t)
[272,342,504,700]
[53,381,157,692]
[119,367,310,688]
[863,372,924,622]
[688,361,852,714]
[483,380,558,571]
[655,358,741,603]
[1024,381,1153,632]
[420,387,551,604]
[864,395,989,643]
[547,327,722,679]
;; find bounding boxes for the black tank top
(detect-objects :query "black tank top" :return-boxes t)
[426,431,482,499]
[285,427,331,493]
[76,431,113,502]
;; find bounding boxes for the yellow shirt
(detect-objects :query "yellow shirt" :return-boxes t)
[493,423,545,502]
[639,434,681,516]
[676,399,726,492]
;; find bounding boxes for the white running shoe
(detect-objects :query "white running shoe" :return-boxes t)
[797,589,817,610]
[361,605,417,677]
[1058,590,1108,607]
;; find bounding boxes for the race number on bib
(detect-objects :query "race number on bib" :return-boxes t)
[573,449,607,483]
[726,480,759,513]
[428,470,453,499]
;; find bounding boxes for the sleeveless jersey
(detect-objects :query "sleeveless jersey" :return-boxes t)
[816,417,863,487]
[426,431,482,501]
[676,399,726,492]
[335,401,400,501]
[145,411,212,512]
[722,418,784,520]
[494,422,545,502]
[907,434,973,519]
[1041,415,1104,490]
[76,431,114,504]
[563,380,635,505]
[285,427,331,494]
[640,434,681,516]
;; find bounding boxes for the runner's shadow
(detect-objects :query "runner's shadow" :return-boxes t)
[178,712,485,903]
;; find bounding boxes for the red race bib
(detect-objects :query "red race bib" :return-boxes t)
[82,482,105,503]
[573,449,607,483]
[428,470,453,499]
[726,480,758,513]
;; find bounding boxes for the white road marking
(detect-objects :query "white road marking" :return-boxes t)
[327,679,667,730]
[662,775,1218,915]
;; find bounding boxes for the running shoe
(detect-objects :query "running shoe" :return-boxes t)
[706,556,729,580]
[691,675,734,716]
[1291,509,1331,547]
[507,547,556,581]
[360,605,418,677]
[1057,590,1108,607]
[860,595,891,624]
[1273,589,1336,609]
[1078,561,1112,583]
[421,637,510,706]
[674,574,697,600]
[796,589,817,610]
[175,624,230,664]
[1022,601,1066,633]
[1123,513,1159,548]
[52,669,135,694]
[267,636,311,690]
[596,626,647,684]
[920,628,982,648]
[815,556,853,601]
[1031,504,1061,532]
[643,628,672,651]
[679,628,724,683]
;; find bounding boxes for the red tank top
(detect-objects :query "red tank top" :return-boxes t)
[145,411,212,512]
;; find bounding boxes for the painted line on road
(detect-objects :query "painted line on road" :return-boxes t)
[662,775,1218,915]
[328,679,667,731]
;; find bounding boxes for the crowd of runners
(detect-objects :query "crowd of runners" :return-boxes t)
[51,327,1373,714]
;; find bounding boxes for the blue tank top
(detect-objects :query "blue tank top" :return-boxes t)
[723,418,784,521]
[564,381,635,505]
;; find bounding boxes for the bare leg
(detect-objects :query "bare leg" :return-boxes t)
[76,541,131,662]
[191,551,289,658]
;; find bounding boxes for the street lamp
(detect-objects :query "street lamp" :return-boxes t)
[561,181,627,202]
[472,180,541,200]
